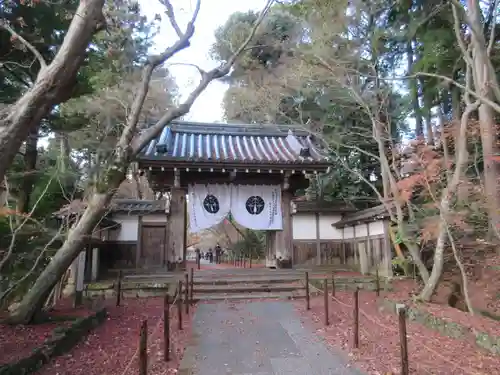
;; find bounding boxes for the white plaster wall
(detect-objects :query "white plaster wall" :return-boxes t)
[292,213,316,240]
[142,213,168,223]
[342,220,386,239]
[343,226,354,239]
[112,215,138,241]
[368,220,385,235]
[355,223,368,237]
[292,214,387,240]
[319,214,343,239]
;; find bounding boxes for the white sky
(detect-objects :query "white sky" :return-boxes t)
[140,0,268,122]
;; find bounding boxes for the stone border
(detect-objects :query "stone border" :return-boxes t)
[0,308,108,375]
[378,299,500,356]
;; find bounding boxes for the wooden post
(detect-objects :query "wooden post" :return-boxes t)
[177,280,183,330]
[139,319,148,375]
[375,267,380,297]
[190,267,194,303]
[305,272,310,310]
[331,271,335,298]
[398,304,409,375]
[163,294,170,362]
[74,251,86,307]
[323,278,329,326]
[184,273,189,315]
[353,287,359,349]
[116,270,122,307]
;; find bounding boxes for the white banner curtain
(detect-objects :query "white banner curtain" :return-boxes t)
[230,184,283,230]
[188,184,231,233]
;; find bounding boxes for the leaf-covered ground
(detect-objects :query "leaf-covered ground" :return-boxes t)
[0,305,94,365]
[295,288,500,375]
[33,297,193,375]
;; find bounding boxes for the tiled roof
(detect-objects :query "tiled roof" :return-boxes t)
[292,199,357,214]
[53,199,167,217]
[333,204,394,228]
[138,121,330,168]
[111,199,167,213]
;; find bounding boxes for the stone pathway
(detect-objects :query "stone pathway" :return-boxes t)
[179,301,364,375]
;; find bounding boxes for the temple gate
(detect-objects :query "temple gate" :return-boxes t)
[137,121,329,269]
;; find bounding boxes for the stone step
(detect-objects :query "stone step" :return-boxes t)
[193,284,302,294]
[193,291,306,301]
[193,277,302,285]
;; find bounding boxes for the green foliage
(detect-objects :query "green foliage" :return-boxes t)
[231,229,266,259]
[211,9,302,78]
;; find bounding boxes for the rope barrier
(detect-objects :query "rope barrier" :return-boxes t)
[307,282,479,375]
[119,289,180,375]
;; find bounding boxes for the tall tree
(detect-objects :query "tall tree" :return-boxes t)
[7,0,275,324]
[0,0,107,188]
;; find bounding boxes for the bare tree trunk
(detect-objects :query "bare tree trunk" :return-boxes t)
[419,215,447,300]
[16,125,39,214]
[464,0,500,239]
[423,93,435,145]
[373,116,430,282]
[7,0,273,323]
[407,42,423,138]
[420,64,477,301]
[0,0,105,188]
[8,192,112,323]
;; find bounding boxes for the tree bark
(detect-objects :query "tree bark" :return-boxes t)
[407,42,423,138]
[16,125,39,214]
[419,70,477,301]
[0,0,105,188]
[465,0,500,239]
[7,0,273,323]
[8,192,112,323]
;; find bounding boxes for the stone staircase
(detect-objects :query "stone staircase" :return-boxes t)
[85,266,383,301]
[191,269,307,301]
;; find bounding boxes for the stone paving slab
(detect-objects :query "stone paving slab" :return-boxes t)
[179,301,364,375]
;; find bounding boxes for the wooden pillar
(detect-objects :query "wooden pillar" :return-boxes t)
[358,224,368,275]
[265,231,276,268]
[273,190,293,268]
[353,224,357,266]
[341,227,346,264]
[383,220,393,277]
[182,195,187,268]
[74,250,86,307]
[315,212,321,266]
[136,215,143,268]
[168,188,187,269]
[91,247,99,281]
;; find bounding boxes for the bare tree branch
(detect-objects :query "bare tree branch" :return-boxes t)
[132,0,275,154]
[117,0,202,149]
[0,20,48,70]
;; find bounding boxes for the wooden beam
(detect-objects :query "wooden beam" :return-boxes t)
[383,220,394,277]
[136,215,143,268]
[315,212,321,266]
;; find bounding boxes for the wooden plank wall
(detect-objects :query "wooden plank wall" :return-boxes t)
[293,234,387,270]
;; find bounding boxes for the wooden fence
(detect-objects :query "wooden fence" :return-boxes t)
[293,234,390,273]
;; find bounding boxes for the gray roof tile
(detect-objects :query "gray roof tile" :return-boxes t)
[138,121,330,167]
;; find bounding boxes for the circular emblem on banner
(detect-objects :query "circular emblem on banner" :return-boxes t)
[245,196,265,215]
[203,194,220,214]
